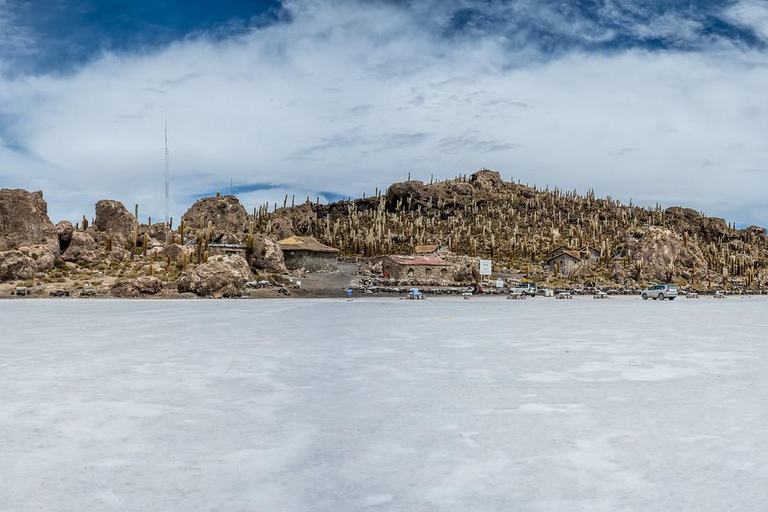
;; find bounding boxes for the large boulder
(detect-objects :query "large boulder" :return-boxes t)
[743,225,768,245]
[62,231,101,264]
[385,181,427,211]
[626,227,708,281]
[270,216,294,240]
[177,255,253,297]
[0,189,58,253]
[696,216,728,241]
[251,235,287,274]
[272,203,317,237]
[0,250,37,281]
[181,195,250,241]
[111,276,163,297]
[95,200,135,236]
[469,170,502,190]
[56,221,74,251]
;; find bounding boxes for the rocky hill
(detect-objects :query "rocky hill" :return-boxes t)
[1,169,767,296]
[262,170,768,289]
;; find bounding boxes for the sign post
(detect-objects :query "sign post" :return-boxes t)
[479,259,492,282]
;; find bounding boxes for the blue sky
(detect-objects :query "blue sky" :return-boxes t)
[1,0,768,226]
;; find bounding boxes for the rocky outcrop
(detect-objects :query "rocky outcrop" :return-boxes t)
[0,251,37,281]
[177,255,253,297]
[626,227,708,281]
[182,195,250,240]
[62,231,101,264]
[56,221,74,252]
[470,170,502,190]
[94,200,135,236]
[251,235,287,274]
[0,189,58,252]
[743,226,768,245]
[696,217,728,241]
[386,179,476,211]
[270,217,294,240]
[111,276,163,297]
[272,203,317,238]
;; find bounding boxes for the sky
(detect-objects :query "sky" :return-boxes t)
[1,0,768,227]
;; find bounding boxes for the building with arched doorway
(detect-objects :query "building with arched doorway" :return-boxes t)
[381,254,454,281]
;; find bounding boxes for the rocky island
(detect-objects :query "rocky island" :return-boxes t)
[2,170,767,298]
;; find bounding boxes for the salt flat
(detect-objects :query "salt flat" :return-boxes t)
[1,297,768,511]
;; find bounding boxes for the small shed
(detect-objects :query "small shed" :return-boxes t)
[277,236,339,271]
[382,255,454,281]
[545,250,581,275]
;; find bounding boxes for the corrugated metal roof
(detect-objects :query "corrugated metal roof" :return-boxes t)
[387,255,451,266]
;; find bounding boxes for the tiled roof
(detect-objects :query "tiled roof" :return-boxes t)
[387,255,451,266]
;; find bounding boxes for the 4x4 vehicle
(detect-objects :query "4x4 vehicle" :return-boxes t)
[511,282,537,296]
[641,284,678,300]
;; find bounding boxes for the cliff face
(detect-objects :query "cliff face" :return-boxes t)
[0,189,58,252]
[0,189,59,282]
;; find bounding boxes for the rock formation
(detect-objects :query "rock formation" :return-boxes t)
[624,227,708,282]
[56,221,74,252]
[94,200,135,236]
[0,251,37,281]
[182,195,250,240]
[0,189,58,252]
[62,231,101,264]
[177,255,253,297]
[251,235,287,274]
[111,276,163,297]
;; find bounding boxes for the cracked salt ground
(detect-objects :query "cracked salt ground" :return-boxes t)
[1,298,768,511]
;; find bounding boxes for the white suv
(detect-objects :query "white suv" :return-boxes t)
[641,284,678,301]
[511,282,537,296]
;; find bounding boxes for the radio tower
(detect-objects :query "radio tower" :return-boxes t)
[165,118,170,230]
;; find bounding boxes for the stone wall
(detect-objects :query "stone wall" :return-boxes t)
[283,251,337,271]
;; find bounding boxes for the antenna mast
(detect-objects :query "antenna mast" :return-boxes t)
[165,118,170,229]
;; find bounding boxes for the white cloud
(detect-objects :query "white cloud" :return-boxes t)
[725,0,768,40]
[0,0,768,228]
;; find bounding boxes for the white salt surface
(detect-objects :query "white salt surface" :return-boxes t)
[2,297,768,511]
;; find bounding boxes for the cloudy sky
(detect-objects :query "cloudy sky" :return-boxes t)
[1,0,768,226]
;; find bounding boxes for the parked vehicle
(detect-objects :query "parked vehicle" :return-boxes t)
[641,283,678,300]
[511,282,537,296]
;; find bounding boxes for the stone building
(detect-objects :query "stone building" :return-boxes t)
[277,236,339,271]
[381,255,454,281]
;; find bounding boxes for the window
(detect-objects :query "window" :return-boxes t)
[407,268,414,276]
[425,268,432,277]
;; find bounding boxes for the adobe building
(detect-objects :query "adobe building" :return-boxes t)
[277,236,339,271]
[545,250,582,275]
[382,254,454,281]
[544,245,602,275]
